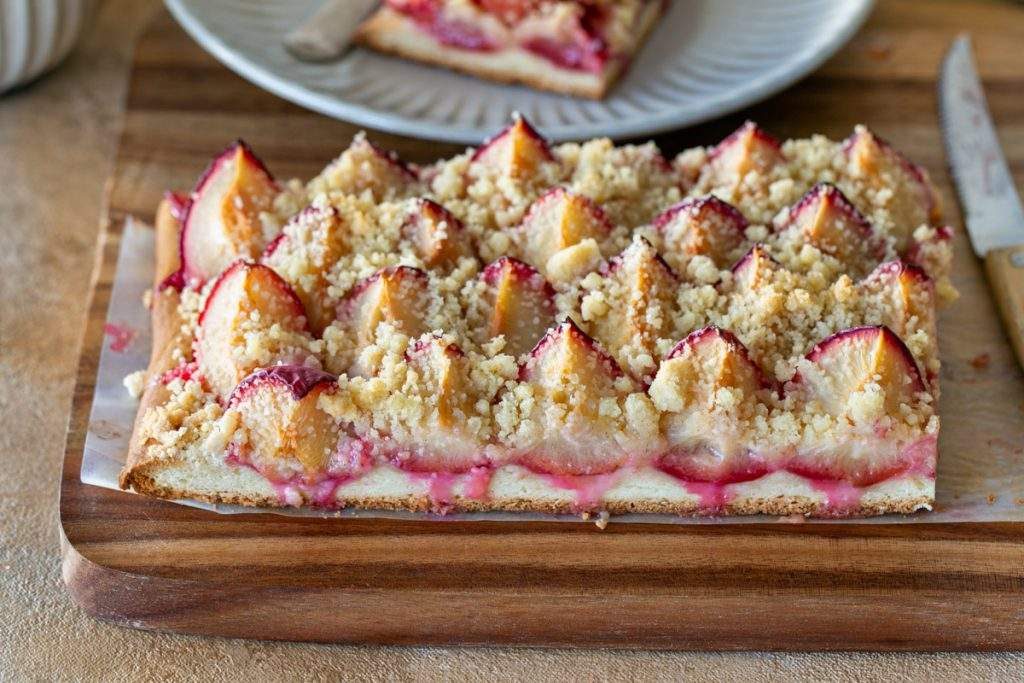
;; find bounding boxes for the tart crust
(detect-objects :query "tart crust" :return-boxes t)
[120,199,190,494]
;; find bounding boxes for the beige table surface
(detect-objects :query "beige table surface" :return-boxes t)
[2,1,1024,680]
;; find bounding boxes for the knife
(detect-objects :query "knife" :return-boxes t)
[284,0,381,62]
[939,34,1024,370]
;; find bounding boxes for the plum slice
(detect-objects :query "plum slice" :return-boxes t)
[229,365,339,478]
[650,326,775,485]
[653,196,748,267]
[403,198,470,267]
[776,182,881,272]
[705,121,784,180]
[479,256,556,358]
[318,134,418,201]
[788,326,934,488]
[651,326,774,413]
[863,260,935,343]
[906,224,953,269]
[471,114,553,178]
[657,444,773,489]
[180,141,278,286]
[197,262,308,396]
[519,318,627,390]
[405,337,470,429]
[385,337,487,473]
[164,191,189,222]
[261,203,348,335]
[338,266,430,351]
[471,0,542,23]
[343,135,416,183]
[261,233,288,260]
[389,0,498,50]
[588,237,676,370]
[843,126,941,243]
[519,187,611,275]
[519,3,610,74]
[729,244,779,290]
[514,318,638,475]
[786,435,937,488]
[795,325,925,417]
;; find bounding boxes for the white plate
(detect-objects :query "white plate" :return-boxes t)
[165,0,873,144]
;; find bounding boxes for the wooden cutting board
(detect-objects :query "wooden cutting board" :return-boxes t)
[60,4,1024,650]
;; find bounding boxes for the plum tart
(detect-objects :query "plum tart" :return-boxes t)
[355,0,667,98]
[121,117,954,518]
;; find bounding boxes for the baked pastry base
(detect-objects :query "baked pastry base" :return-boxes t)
[125,455,933,518]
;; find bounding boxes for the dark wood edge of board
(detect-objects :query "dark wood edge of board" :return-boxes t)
[57,521,1024,650]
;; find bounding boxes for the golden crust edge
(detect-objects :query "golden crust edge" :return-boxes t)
[115,463,934,518]
[119,199,189,491]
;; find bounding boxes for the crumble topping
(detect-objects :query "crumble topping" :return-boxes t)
[135,378,224,464]
[135,120,953,487]
[123,370,146,399]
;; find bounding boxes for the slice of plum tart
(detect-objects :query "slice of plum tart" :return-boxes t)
[121,118,954,518]
[355,0,667,99]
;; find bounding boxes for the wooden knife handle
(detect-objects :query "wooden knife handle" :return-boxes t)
[985,244,1024,370]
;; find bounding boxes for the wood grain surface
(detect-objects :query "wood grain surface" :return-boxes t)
[60,2,1024,650]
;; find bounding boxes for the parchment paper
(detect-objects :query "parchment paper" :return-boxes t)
[81,218,1024,524]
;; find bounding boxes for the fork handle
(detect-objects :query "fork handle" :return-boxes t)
[985,244,1024,370]
[284,0,380,62]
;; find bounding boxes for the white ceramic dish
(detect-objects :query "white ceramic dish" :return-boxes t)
[165,0,873,143]
[0,0,96,94]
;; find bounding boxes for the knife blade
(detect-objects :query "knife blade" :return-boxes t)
[940,34,1024,370]
[939,34,1024,256]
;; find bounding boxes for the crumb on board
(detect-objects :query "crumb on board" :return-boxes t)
[866,39,893,61]
[123,370,146,399]
[103,322,137,353]
[777,514,807,524]
[969,352,990,370]
[987,493,998,505]
[595,511,610,530]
